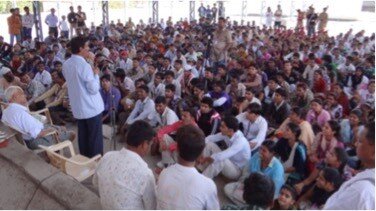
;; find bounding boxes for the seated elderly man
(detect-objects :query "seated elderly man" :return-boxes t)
[1,86,75,150]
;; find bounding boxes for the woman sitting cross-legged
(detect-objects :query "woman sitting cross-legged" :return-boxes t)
[224,140,284,206]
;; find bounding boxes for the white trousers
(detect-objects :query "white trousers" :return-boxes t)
[200,142,242,180]
[224,182,246,206]
[159,134,178,167]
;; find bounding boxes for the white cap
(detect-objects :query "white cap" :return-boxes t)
[184,64,192,71]
[0,66,11,76]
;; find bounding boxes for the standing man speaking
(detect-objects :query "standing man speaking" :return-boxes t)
[63,36,104,157]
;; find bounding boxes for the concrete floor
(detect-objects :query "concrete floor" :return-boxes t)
[65,123,231,206]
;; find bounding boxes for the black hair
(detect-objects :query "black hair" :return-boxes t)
[100,74,111,82]
[280,185,298,200]
[194,83,205,91]
[69,36,89,54]
[182,107,196,119]
[174,59,183,65]
[291,106,307,119]
[155,72,164,79]
[321,167,343,190]
[201,96,214,108]
[212,80,225,90]
[261,140,276,153]
[327,120,341,139]
[53,61,62,66]
[176,125,206,162]
[243,173,275,208]
[332,147,349,175]
[155,96,167,105]
[275,88,288,98]
[125,120,155,146]
[222,115,239,132]
[137,84,149,93]
[286,122,301,139]
[247,103,262,115]
[165,84,176,92]
[311,98,323,106]
[165,70,175,78]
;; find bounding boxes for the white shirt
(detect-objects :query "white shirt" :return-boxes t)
[59,20,69,31]
[118,58,133,72]
[126,97,155,124]
[303,64,320,86]
[337,63,355,74]
[205,130,251,168]
[324,168,375,210]
[123,76,135,92]
[148,82,165,99]
[157,164,220,210]
[34,70,52,87]
[149,107,179,127]
[45,14,59,27]
[62,55,104,119]
[248,96,261,105]
[93,148,156,210]
[236,113,268,150]
[22,14,34,28]
[1,103,43,140]
[359,89,375,105]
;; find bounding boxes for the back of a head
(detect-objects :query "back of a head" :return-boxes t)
[176,125,205,162]
[243,172,275,208]
[125,120,155,147]
[322,167,343,190]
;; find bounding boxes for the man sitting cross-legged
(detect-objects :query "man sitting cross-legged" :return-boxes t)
[197,115,251,180]
[1,86,75,150]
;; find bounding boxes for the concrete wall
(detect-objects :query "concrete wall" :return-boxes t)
[0,140,101,210]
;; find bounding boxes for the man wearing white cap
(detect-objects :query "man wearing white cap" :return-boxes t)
[0,66,25,99]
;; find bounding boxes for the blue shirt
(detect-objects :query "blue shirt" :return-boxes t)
[62,55,104,119]
[249,153,284,197]
[100,86,121,113]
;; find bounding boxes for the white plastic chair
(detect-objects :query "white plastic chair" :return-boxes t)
[39,141,101,182]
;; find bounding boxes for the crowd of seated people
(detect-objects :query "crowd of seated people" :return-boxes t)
[0,5,375,210]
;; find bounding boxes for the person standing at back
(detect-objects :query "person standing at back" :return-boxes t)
[62,36,104,158]
[67,6,77,37]
[7,8,22,46]
[45,8,59,38]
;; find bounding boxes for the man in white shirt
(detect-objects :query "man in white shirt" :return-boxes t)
[274,5,283,28]
[149,96,179,128]
[22,6,34,40]
[34,61,52,88]
[93,120,157,210]
[324,122,375,210]
[126,85,155,125]
[236,103,268,152]
[62,36,104,158]
[198,116,251,180]
[302,53,320,87]
[45,8,59,38]
[164,71,182,98]
[1,86,75,150]
[157,125,220,210]
[148,72,165,100]
[113,68,135,97]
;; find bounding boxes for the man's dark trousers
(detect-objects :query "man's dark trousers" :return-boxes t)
[77,113,103,158]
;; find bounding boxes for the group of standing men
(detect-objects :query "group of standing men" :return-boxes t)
[265,4,329,37]
[198,3,224,22]
[7,5,87,46]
